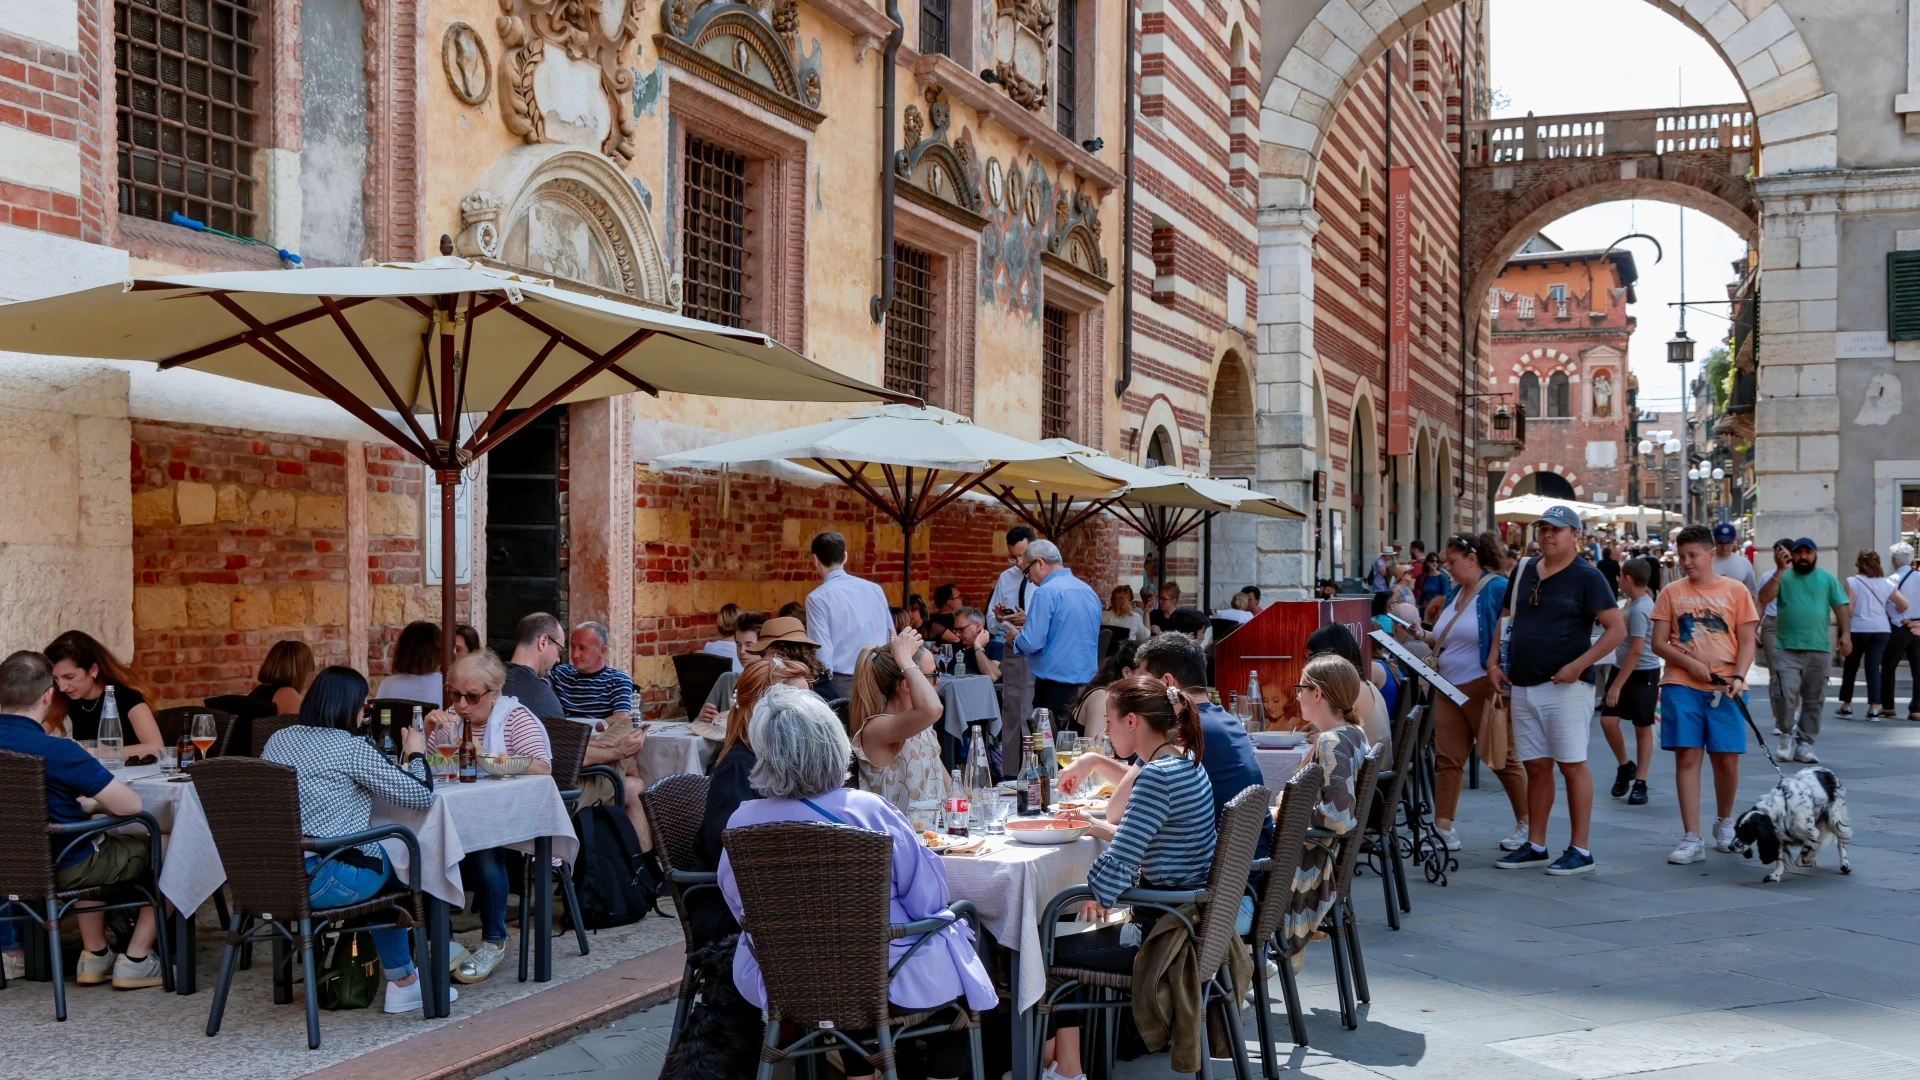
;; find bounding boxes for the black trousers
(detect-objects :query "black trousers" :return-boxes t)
[1883,624,1920,716]
[1033,678,1085,728]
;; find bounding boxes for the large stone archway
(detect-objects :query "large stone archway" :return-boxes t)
[1208,350,1259,601]
[1252,0,1841,589]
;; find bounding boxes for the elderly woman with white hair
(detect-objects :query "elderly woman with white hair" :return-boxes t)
[423,649,552,985]
[716,685,996,1080]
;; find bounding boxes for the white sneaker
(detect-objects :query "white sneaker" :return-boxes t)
[1668,834,1706,864]
[1713,817,1738,853]
[1793,744,1819,764]
[1775,733,1795,759]
[110,951,165,990]
[3,950,24,982]
[383,975,458,1013]
[1435,826,1462,851]
[1041,1066,1087,1080]
[1499,823,1531,851]
[453,940,507,984]
[74,948,113,986]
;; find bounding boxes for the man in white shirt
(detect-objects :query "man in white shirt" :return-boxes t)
[984,525,1035,649]
[1709,523,1757,596]
[985,525,1036,770]
[1884,542,1920,721]
[802,531,894,699]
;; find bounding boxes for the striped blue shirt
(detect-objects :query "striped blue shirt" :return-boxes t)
[549,663,635,720]
[1087,753,1217,907]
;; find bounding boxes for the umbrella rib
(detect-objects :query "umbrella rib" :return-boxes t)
[984,486,1046,535]
[468,330,657,458]
[825,459,900,521]
[233,331,425,458]
[454,292,478,424]
[319,296,434,450]
[156,296,376,370]
[607,365,661,396]
[918,461,1007,521]
[498,304,663,395]
[1059,498,1115,536]
[466,334,562,452]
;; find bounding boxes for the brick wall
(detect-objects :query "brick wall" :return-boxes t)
[0,24,106,241]
[129,421,465,705]
[628,467,1128,718]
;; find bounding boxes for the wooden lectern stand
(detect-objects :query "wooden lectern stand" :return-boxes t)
[1213,598,1373,730]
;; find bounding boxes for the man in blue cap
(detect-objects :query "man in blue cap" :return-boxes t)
[1758,539,1850,762]
[1489,504,1625,875]
[1710,523,1757,596]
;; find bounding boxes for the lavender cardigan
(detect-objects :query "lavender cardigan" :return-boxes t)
[717,786,998,1013]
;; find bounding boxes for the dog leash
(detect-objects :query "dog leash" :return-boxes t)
[1712,674,1786,778]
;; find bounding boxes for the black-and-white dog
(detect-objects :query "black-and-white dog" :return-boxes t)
[1732,766,1852,883]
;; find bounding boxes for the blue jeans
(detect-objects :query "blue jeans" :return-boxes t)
[305,852,415,980]
[0,902,18,954]
[462,847,511,944]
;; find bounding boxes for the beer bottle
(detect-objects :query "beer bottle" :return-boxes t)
[176,729,196,770]
[458,719,478,783]
[379,708,396,762]
[1018,736,1040,816]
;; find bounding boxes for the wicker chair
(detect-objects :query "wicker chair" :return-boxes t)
[1368,696,1425,929]
[152,706,236,757]
[203,695,277,757]
[511,717,596,982]
[1309,744,1385,1030]
[640,771,713,1048]
[1244,764,1325,1070]
[0,749,173,1019]
[239,714,303,758]
[194,757,430,1049]
[724,820,986,1080]
[1035,783,1271,1080]
[672,653,732,722]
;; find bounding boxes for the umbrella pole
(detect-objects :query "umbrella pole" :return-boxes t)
[901,514,914,607]
[439,470,459,675]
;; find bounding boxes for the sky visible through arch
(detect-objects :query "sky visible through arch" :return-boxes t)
[1488,0,1748,417]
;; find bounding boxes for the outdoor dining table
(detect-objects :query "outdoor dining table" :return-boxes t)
[939,830,1099,1080]
[1254,745,1312,791]
[637,720,716,786]
[136,764,575,1016]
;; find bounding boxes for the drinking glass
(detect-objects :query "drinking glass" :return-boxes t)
[190,713,218,760]
[431,752,459,785]
[158,747,178,775]
[985,790,1012,834]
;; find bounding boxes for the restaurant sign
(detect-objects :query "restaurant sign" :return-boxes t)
[1386,165,1411,457]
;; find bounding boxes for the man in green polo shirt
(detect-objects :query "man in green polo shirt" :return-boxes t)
[1757,538,1851,764]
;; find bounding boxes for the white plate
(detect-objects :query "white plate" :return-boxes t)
[1252,731,1306,748]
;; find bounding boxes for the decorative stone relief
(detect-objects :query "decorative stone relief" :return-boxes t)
[655,0,825,126]
[991,0,1053,111]
[443,23,492,106]
[460,145,680,311]
[497,0,642,162]
[1045,174,1107,281]
[894,86,983,222]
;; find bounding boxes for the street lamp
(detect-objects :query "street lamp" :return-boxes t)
[1664,439,1682,522]
[1665,329,1695,366]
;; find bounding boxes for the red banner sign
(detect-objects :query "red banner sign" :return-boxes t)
[1386,165,1411,458]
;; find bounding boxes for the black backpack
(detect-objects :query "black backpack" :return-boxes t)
[571,802,661,929]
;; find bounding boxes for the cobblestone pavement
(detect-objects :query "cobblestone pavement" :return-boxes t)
[493,677,1920,1079]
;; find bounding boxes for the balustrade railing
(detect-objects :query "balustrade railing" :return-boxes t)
[1465,104,1753,164]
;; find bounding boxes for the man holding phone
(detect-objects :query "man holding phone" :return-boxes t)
[987,525,1036,770]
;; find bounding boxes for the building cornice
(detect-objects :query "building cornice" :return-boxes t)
[1754,166,1920,214]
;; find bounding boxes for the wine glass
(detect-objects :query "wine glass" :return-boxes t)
[190,712,218,761]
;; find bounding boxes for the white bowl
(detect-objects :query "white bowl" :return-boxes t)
[1005,818,1090,845]
[1251,731,1306,749]
[478,753,534,777]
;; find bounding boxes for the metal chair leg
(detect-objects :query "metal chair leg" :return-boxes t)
[968,1016,986,1080]
[1344,904,1369,1004]
[517,878,532,983]
[1250,943,1277,1080]
[205,912,246,1036]
[1193,979,1214,1080]
[151,894,175,994]
[562,873,589,956]
[271,932,292,1005]
[1218,966,1254,1080]
[45,900,67,1023]
[299,919,321,1050]
[1378,831,1400,931]
[669,958,696,1047]
[875,1023,901,1080]
[1277,949,1308,1046]
[1327,919,1356,1030]
[1389,823,1412,915]
[754,1019,781,1080]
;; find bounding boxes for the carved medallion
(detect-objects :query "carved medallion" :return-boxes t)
[991,0,1053,111]
[443,23,492,106]
[1043,175,1108,281]
[497,0,642,162]
[892,85,983,227]
[986,158,1003,206]
[654,0,825,127]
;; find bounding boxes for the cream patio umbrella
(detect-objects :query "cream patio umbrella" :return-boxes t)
[1493,493,1610,524]
[0,257,910,669]
[1603,504,1682,538]
[649,406,1126,595]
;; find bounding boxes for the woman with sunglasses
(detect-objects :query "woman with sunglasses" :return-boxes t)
[1276,654,1371,972]
[1405,534,1530,853]
[424,650,552,984]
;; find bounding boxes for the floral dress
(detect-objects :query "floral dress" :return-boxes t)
[1279,723,1368,972]
[854,722,949,814]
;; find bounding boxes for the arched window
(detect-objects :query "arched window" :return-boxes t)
[1518,372,1541,418]
[1547,371,1570,417]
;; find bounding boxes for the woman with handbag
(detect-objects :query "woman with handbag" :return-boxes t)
[1408,534,1529,853]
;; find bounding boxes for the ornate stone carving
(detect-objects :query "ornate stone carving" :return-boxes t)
[443,23,492,106]
[1045,177,1107,280]
[893,86,984,225]
[992,0,1053,111]
[466,145,677,310]
[496,0,642,163]
[655,0,825,126]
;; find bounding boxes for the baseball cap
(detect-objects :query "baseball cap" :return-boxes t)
[1790,537,1818,552]
[1533,505,1584,532]
[1712,523,1737,543]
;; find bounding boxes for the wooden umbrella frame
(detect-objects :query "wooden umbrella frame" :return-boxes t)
[808,459,1008,599]
[146,285,671,673]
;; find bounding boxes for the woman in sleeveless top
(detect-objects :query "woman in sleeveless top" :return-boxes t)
[1841,549,1906,718]
[848,628,948,812]
[1279,654,1371,974]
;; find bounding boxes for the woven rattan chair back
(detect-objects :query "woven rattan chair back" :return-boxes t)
[1377,704,1422,822]
[723,820,894,1030]
[672,653,732,722]
[539,718,593,791]
[1250,764,1325,950]
[153,706,234,751]
[1329,745,1385,904]
[1195,782,1271,976]
[247,715,303,758]
[642,773,709,874]
[0,750,57,901]
[192,756,315,921]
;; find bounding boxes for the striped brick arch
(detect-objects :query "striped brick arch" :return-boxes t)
[1498,464,1585,500]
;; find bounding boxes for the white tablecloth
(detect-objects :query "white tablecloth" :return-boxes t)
[151,772,576,911]
[941,835,1098,1012]
[1254,747,1311,792]
[938,675,1002,740]
[637,722,715,786]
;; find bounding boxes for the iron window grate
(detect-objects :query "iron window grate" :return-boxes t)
[115,0,259,237]
[885,243,936,402]
[1042,305,1072,439]
[919,0,950,57]
[682,135,751,328]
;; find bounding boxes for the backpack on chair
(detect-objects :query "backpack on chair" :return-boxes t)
[571,802,661,929]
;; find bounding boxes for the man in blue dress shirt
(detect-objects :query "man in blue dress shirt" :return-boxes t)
[1006,538,1102,723]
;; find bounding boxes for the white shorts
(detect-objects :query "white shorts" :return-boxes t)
[1510,680,1596,763]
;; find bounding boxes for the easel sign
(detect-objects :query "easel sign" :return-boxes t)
[1369,630,1468,707]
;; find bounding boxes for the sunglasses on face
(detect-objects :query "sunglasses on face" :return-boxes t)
[446,688,493,705]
